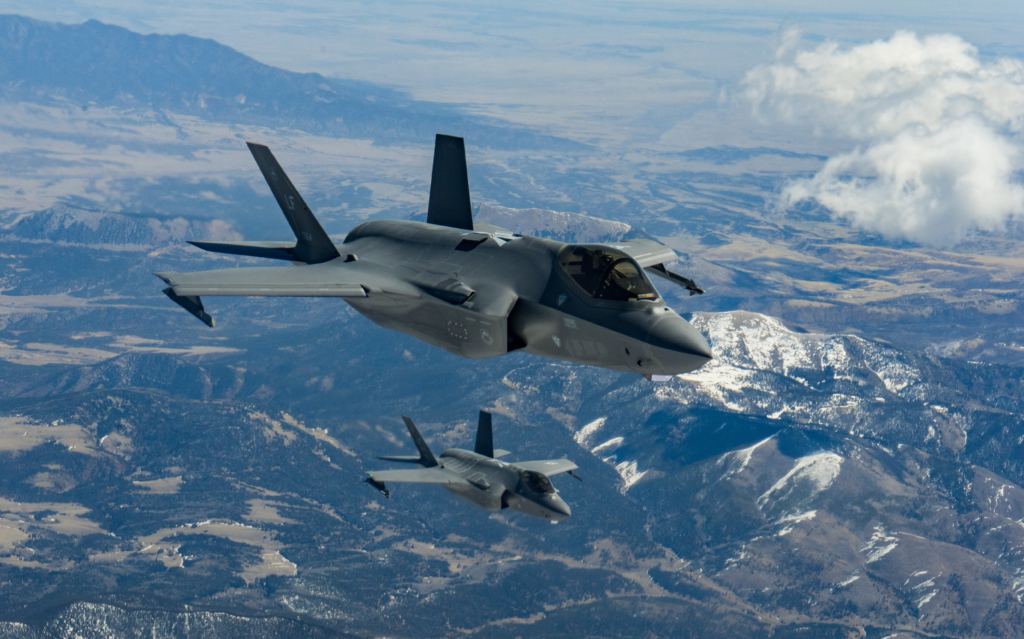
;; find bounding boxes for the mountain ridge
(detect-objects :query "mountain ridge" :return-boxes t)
[0,14,586,151]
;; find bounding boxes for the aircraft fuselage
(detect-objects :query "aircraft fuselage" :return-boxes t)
[340,220,712,376]
[437,449,572,522]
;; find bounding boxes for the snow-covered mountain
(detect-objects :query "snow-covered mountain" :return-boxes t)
[528,311,1024,634]
[564,311,1023,492]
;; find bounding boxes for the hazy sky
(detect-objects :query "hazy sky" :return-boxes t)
[6,1,1024,147]
[5,1,1024,243]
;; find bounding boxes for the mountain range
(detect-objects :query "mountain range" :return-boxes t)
[0,14,583,151]
[0,14,1023,639]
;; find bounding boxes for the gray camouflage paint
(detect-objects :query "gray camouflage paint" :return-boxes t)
[155,136,712,376]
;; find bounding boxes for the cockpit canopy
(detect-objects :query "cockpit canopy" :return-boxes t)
[557,245,659,302]
[521,470,555,494]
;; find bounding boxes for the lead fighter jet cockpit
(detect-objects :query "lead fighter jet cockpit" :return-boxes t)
[558,245,660,303]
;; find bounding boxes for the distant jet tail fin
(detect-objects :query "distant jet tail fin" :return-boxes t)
[401,416,440,468]
[427,134,474,230]
[474,410,494,457]
[246,142,340,264]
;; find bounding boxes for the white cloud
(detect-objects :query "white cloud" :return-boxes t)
[745,30,1024,246]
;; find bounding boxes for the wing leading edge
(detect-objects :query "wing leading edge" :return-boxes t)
[514,459,579,475]
[366,468,468,485]
[154,261,419,326]
[155,265,368,298]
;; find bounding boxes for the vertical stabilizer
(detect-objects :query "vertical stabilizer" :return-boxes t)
[246,142,340,264]
[474,411,494,458]
[427,134,474,230]
[401,416,439,468]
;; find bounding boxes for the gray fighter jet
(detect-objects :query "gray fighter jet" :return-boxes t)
[155,135,712,376]
[365,411,578,522]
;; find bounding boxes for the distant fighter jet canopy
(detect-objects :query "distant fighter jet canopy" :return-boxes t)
[521,471,556,494]
[558,245,659,302]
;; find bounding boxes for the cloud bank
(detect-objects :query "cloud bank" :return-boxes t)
[745,30,1024,245]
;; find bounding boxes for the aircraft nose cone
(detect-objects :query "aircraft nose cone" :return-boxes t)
[547,497,571,521]
[646,315,712,360]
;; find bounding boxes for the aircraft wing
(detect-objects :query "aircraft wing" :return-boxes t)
[366,468,468,484]
[154,261,426,326]
[514,459,579,476]
[155,263,371,298]
[598,239,678,268]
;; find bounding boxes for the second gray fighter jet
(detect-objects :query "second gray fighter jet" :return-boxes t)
[365,411,578,522]
[155,135,712,376]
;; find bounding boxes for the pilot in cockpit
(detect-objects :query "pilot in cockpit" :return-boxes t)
[522,470,555,494]
[559,245,659,303]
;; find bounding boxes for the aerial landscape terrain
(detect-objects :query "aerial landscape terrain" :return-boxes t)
[0,4,1023,637]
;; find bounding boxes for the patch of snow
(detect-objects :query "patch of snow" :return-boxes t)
[591,437,623,454]
[614,460,648,493]
[721,435,774,478]
[757,453,843,509]
[776,510,817,536]
[916,591,937,607]
[678,363,759,412]
[862,525,899,564]
[1013,574,1024,603]
[837,575,860,587]
[994,484,1012,508]
[780,510,817,524]
[866,357,921,394]
[574,417,606,447]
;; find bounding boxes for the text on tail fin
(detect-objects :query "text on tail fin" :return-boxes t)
[246,142,340,264]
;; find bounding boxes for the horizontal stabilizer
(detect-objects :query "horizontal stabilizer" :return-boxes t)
[162,287,214,327]
[246,142,340,264]
[493,449,512,458]
[427,134,474,230]
[402,416,439,468]
[377,455,425,463]
[647,263,704,296]
[515,459,578,476]
[189,240,298,261]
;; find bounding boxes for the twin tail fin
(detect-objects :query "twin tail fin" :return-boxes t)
[190,143,340,264]
[427,134,474,231]
[383,416,440,468]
